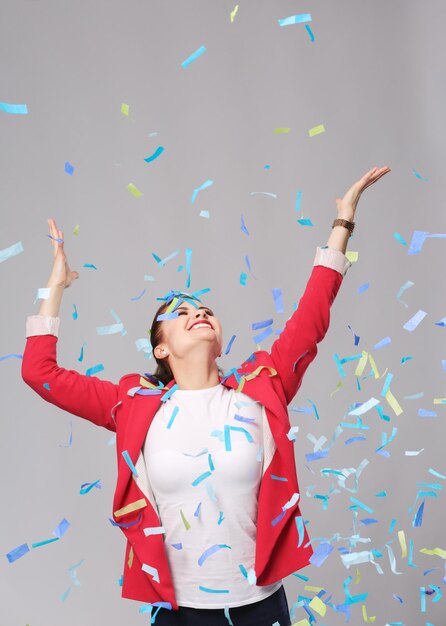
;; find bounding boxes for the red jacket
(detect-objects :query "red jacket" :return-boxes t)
[22,251,347,610]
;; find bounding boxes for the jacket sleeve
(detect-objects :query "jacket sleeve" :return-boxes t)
[269,246,351,405]
[21,315,119,431]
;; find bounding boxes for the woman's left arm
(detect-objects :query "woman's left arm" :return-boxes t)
[270,165,391,404]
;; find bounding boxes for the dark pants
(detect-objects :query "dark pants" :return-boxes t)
[152,585,291,626]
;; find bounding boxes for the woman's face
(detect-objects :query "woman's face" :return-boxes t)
[154,301,223,362]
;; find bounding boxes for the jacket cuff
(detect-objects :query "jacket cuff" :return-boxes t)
[26,315,60,338]
[314,246,352,277]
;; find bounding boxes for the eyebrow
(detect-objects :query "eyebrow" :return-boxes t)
[176,306,213,312]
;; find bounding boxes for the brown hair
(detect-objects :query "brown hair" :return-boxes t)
[149,296,224,386]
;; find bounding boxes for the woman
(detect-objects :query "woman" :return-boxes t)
[22,166,390,626]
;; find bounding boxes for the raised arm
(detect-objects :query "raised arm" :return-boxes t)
[22,219,119,431]
[270,166,391,404]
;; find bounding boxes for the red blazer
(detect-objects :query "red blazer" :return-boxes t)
[22,259,345,611]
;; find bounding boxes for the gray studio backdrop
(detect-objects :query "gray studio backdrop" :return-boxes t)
[1,1,445,624]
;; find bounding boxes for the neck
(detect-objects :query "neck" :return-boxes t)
[169,354,220,390]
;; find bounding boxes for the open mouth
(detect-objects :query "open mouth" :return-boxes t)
[189,321,213,330]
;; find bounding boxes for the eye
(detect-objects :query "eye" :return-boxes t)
[177,310,187,315]
[205,309,214,316]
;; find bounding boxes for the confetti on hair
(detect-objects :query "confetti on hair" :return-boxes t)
[144,146,165,163]
[181,45,206,68]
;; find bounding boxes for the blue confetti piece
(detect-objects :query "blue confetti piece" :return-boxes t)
[194,502,202,517]
[295,515,305,547]
[278,13,312,26]
[271,510,287,526]
[419,409,437,417]
[358,282,369,294]
[271,475,288,481]
[412,169,429,181]
[305,24,315,41]
[272,288,284,313]
[157,311,179,321]
[52,518,71,538]
[374,336,391,349]
[359,518,378,525]
[192,471,212,486]
[0,101,28,114]
[0,241,24,263]
[6,543,30,563]
[185,248,192,289]
[32,537,60,549]
[43,382,50,390]
[305,450,329,462]
[0,353,23,361]
[309,541,333,567]
[307,398,320,420]
[171,543,183,550]
[78,343,85,362]
[65,161,74,176]
[297,218,314,226]
[83,263,98,270]
[240,214,249,236]
[345,436,367,445]
[198,586,229,594]
[122,450,138,478]
[252,319,273,331]
[224,425,253,451]
[85,363,104,376]
[199,209,210,218]
[295,190,302,212]
[80,479,101,494]
[224,334,236,355]
[240,272,247,286]
[408,230,429,255]
[161,384,179,402]
[131,289,146,301]
[413,500,425,527]
[253,326,273,343]
[403,309,427,331]
[435,317,446,327]
[72,304,78,320]
[167,406,179,430]
[394,232,407,245]
[144,146,165,163]
[191,179,213,203]
[198,544,231,567]
[181,45,206,68]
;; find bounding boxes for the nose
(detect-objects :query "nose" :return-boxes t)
[195,310,207,318]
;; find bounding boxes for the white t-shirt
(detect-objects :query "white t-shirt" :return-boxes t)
[143,383,282,608]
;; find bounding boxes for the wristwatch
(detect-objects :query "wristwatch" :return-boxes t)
[332,218,355,237]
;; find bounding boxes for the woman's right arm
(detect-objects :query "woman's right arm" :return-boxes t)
[21,219,119,431]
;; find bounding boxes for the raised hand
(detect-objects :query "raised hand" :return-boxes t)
[335,166,391,221]
[46,218,79,289]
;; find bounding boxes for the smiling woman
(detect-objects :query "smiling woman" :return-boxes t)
[150,293,225,387]
[21,167,391,625]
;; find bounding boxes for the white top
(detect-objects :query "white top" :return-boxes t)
[143,383,282,608]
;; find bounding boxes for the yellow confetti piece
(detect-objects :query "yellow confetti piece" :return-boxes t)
[308,124,325,137]
[230,4,239,21]
[368,353,380,379]
[354,567,361,584]
[309,595,327,616]
[291,620,310,626]
[128,545,134,568]
[345,250,358,263]
[330,380,343,396]
[114,498,147,517]
[420,547,446,559]
[274,127,291,133]
[180,509,191,530]
[304,585,324,593]
[355,351,368,377]
[73,224,80,236]
[398,530,407,558]
[127,183,143,197]
[139,376,159,389]
[121,102,130,116]
[385,389,403,416]
[362,605,376,623]
[433,397,446,404]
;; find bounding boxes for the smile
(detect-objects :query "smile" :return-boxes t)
[189,322,213,330]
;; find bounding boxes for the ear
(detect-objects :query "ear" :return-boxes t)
[154,345,168,360]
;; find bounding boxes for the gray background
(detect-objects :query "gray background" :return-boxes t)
[1,1,445,624]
